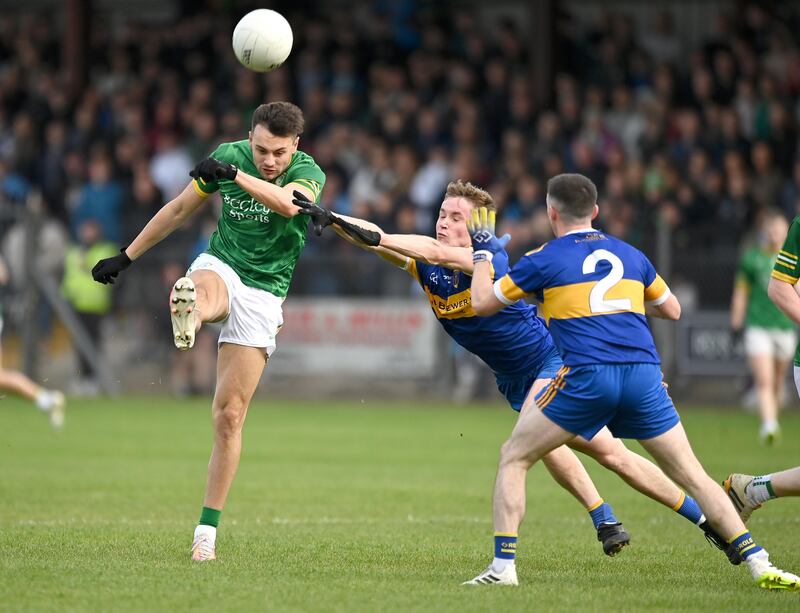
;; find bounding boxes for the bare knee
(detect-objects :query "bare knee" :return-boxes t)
[499,438,535,471]
[213,396,248,440]
[593,448,630,474]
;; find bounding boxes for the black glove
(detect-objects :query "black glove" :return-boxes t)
[189,158,238,182]
[292,190,334,236]
[292,190,381,245]
[92,248,132,285]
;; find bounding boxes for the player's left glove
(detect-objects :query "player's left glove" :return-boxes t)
[291,190,381,246]
[467,207,511,263]
[292,190,334,236]
[189,158,238,182]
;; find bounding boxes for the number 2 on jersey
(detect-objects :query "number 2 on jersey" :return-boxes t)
[582,249,632,313]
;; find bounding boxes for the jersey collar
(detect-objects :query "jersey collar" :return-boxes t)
[563,227,596,235]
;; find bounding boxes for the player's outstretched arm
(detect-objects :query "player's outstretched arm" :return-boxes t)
[93,183,207,284]
[378,232,474,272]
[126,183,207,260]
[767,277,800,324]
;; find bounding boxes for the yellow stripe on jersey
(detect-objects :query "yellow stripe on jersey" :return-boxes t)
[192,179,211,198]
[289,179,322,200]
[644,274,668,303]
[497,274,528,303]
[780,249,798,261]
[405,259,420,282]
[423,286,476,319]
[538,279,646,323]
[771,270,799,284]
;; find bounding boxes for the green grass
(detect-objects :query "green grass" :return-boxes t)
[0,397,798,612]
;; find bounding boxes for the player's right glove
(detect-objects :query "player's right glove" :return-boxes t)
[189,158,238,182]
[467,207,511,263]
[92,248,132,285]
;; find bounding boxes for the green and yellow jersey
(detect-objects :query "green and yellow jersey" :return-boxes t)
[193,141,325,297]
[737,246,793,330]
[771,215,800,364]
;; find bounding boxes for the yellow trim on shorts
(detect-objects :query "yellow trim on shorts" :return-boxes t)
[537,366,570,410]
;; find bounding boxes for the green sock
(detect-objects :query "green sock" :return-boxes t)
[199,506,222,528]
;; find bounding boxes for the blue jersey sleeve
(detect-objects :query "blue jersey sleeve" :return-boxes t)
[493,245,550,305]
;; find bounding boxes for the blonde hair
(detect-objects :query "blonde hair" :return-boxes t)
[445,180,495,211]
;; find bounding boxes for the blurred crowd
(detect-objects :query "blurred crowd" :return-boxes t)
[2,1,800,387]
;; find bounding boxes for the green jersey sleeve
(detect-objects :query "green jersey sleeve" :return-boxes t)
[282,153,326,203]
[773,216,800,284]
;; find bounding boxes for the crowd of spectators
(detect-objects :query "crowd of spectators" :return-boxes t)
[1,1,800,328]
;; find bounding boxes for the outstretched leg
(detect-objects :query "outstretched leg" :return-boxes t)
[641,423,800,591]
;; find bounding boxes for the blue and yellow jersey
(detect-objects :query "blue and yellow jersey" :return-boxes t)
[405,250,555,378]
[493,229,671,366]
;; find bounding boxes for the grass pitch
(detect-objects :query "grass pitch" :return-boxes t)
[0,396,798,612]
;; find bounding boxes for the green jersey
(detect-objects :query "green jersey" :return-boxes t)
[737,246,793,330]
[193,141,325,297]
[772,215,800,364]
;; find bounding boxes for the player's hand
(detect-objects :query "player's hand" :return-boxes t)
[467,207,511,263]
[189,158,238,182]
[91,249,132,285]
[292,190,334,236]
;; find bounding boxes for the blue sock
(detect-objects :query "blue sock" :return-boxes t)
[673,492,704,525]
[494,533,517,561]
[729,531,763,560]
[587,499,618,529]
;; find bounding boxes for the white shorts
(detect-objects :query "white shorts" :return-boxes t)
[744,327,797,361]
[187,253,284,356]
[794,365,800,399]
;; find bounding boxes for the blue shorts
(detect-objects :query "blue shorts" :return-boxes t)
[496,345,564,412]
[536,363,680,440]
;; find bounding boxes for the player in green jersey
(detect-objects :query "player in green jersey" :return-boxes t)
[769,212,800,383]
[92,102,325,561]
[730,211,795,444]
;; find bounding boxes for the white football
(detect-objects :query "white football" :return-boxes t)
[232,9,293,72]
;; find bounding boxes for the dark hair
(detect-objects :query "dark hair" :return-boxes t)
[546,173,598,220]
[251,102,305,136]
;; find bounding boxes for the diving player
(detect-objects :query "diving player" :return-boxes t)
[464,173,799,590]
[92,102,325,562]
[295,181,736,561]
